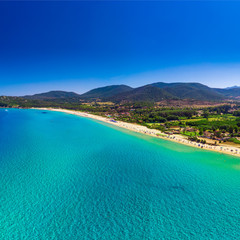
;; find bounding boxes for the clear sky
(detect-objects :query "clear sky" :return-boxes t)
[1,1,240,96]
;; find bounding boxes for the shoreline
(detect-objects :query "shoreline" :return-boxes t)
[34,107,240,158]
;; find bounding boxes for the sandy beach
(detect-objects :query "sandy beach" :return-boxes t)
[35,108,240,158]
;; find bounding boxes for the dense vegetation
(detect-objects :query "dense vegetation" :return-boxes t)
[81,85,133,99]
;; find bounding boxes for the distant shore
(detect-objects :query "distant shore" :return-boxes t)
[34,108,240,158]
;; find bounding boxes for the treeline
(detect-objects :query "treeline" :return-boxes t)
[134,109,197,123]
[208,105,231,114]
[186,119,240,133]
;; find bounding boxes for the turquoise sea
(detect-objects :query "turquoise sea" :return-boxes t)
[1,108,240,239]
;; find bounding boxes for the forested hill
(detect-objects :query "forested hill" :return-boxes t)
[80,85,133,99]
[81,82,240,102]
[24,91,80,100]
[149,82,224,101]
[17,82,240,102]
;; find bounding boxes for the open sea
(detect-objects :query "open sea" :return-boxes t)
[0,108,240,239]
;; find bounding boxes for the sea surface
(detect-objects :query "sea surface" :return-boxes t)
[0,109,240,239]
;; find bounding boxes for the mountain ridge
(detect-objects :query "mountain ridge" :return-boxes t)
[80,85,133,99]
[21,82,240,102]
[24,91,81,100]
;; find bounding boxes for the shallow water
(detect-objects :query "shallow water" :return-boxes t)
[0,108,240,239]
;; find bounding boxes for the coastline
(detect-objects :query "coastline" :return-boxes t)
[34,108,240,158]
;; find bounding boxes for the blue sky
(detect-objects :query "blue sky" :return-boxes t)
[0,1,240,95]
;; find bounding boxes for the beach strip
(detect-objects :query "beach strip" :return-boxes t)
[35,108,240,158]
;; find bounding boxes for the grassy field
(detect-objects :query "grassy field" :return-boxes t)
[228,138,240,144]
[179,114,237,122]
[181,131,199,137]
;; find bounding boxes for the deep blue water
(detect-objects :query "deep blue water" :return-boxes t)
[0,108,240,239]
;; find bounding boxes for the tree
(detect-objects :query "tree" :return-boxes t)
[212,126,216,131]
[202,110,209,119]
[215,131,221,138]
[228,126,234,134]
[234,126,239,134]
[166,115,179,121]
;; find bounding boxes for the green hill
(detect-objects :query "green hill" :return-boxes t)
[80,85,133,99]
[214,87,240,98]
[110,85,176,102]
[110,82,225,102]
[150,82,224,101]
[22,82,240,103]
[24,91,80,100]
